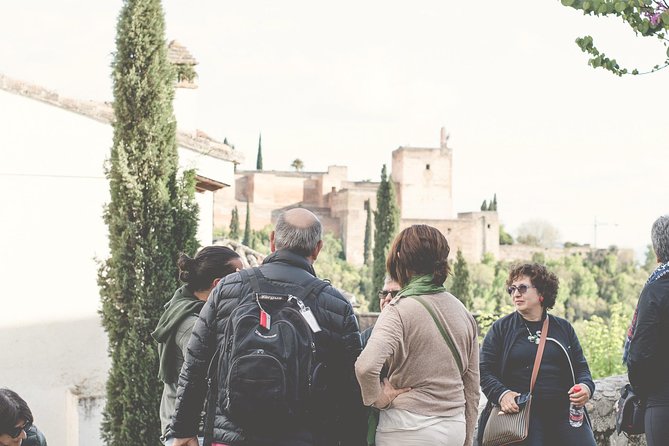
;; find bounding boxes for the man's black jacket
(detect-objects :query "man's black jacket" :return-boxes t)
[171,249,366,445]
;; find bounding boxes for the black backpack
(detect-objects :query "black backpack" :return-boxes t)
[211,267,329,434]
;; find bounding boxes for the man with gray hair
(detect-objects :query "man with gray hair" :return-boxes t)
[171,208,367,446]
[626,214,669,446]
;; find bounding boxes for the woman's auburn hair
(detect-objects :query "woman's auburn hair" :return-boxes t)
[386,224,451,287]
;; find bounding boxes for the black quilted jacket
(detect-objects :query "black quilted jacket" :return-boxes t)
[170,249,367,446]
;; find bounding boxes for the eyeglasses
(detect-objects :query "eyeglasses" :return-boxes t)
[7,420,31,438]
[507,284,536,296]
[377,289,400,299]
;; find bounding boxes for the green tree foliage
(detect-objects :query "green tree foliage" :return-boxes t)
[363,199,373,266]
[575,303,628,378]
[644,244,658,272]
[229,206,240,240]
[291,158,304,172]
[499,224,514,245]
[451,250,472,308]
[480,194,498,211]
[98,0,199,443]
[371,165,400,311]
[561,0,669,76]
[256,133,263,170]
[243,201,251,246]
[317,232,368,309]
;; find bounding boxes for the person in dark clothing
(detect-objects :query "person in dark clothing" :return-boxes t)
[152,246,243,446]
[626,214,669,446]
[170,208,366,446]
[0,388,47,446]
[477,263,596,446]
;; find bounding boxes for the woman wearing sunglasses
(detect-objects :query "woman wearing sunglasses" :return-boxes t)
[477,263,596,446]
[0,388,47,446]
[356,225,480,446]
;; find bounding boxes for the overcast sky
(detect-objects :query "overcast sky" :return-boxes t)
[1,0,666,255]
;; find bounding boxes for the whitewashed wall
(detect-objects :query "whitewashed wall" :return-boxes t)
[0,90,232,445]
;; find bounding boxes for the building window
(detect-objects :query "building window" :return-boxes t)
[487,224,491,229]
[426,164,430,170]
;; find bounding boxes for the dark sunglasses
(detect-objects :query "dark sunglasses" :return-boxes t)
[506,284,536,296]
[7,420,31,438]
[377,289,400,299]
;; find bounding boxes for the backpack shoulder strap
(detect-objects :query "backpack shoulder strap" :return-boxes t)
[296,276,331,302]
[238,267,264,294]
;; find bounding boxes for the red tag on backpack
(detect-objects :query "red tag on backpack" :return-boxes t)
[259,309,271,330]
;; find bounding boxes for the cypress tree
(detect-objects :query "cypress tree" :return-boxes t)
[372,165,400,311]
[256,133,263,170]
[451,249,472,308]
[229,206,240,240]
[481,200,488,211]
[98,0,199,444]
[491,193,498,211]
[243,201,251,246]
[363,199,373,266]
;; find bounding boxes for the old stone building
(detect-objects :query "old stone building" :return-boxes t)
[214,128,500,265]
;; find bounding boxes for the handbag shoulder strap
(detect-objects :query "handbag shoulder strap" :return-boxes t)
[529,316,550,393]
[409,295,464,375]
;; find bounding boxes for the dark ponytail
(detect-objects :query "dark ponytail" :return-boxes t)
[177,246,241,292]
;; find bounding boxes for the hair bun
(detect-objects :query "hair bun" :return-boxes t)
[177,253,195,283]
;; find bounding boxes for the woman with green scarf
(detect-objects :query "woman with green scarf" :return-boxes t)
[355,224,480,446]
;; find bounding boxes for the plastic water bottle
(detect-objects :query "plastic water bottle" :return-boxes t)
[569,385,584,428]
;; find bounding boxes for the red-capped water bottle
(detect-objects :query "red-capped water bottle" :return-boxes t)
[569,385,585,428]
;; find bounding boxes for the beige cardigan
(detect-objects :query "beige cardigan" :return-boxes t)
[355,291,480,446]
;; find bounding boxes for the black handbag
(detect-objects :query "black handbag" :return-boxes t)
[615,384,645,436]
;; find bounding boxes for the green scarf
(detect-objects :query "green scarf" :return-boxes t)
[397,274,446,298]
[151,285,205,382]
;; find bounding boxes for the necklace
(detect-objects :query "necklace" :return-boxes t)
[522,319,542,345]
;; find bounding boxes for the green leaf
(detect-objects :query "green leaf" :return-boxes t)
[614,2,627,12]
[662,11,669,26]
[583,1,591,10]
[632,69,639,75]
[667,46,669,57]
[562,0,575,5]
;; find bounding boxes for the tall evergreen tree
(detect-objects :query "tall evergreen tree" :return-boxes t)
[229,206,240,240]
[256,133,263,170]
[363,199,373,266]
[98,1,199,444]
[491,193,498,211]
[451,249,472,309]
[243,201,251,246]
[481,200,488,211]
[372,165,400,311]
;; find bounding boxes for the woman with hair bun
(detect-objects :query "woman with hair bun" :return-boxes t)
[152,246,243,446]
[355,224,480,446]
